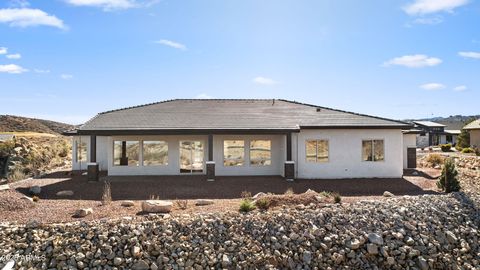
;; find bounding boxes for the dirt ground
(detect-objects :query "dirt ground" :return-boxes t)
[0,169,442,224]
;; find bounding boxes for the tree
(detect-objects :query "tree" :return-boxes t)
[437,158,460,193]
[457,118,476,149]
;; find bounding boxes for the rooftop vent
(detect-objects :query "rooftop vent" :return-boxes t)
[316,108,322,112]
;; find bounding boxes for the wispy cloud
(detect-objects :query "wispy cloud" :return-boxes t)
[253,76,279,85]
[0,64,28,74]
[458,51,480,59]
[6,53,21,59]
[453,85,467,91]
[404,0,469,15]
[420,83,445,90]
[61,74,73,80]
[0,8,66,29]
[0,47,7,54]
[195,93,213,99]
[34,68,50,73]
[412,16,443,25]
[154,39,187,50]
[65,0,159,11]
[383,54,442,68]
[8,0,30,8]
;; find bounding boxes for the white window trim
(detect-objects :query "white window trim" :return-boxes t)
[223,140,246,167]
[305,139,329,163]
[249,139,272,167]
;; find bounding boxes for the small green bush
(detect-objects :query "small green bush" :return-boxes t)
[437,158,460,193]
[461,147,475,153]
[332,192,341,204]
[32,196,40,202]
[255,197,271,211]
[239,199,256,212]
[440,144,452,152]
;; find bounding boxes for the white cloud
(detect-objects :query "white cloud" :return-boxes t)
[65,0,158,11]
[0,8,66,29]
[420,83,446,90]
[413,17,443,25]
[404,0,469,15]
[154,39,187,50]
[383,54,442,68]
[195,93,213,99]
[0,64,28,74]
[253,76,279,85]
[458,51,480,59]
[6,53,21,59]
[453,85,467,91]
[0,47,7,54]
[61,74,73,80]
[34,68,50,73]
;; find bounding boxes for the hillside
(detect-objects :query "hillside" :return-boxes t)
[0,115,75,135]
[409,115,480,130]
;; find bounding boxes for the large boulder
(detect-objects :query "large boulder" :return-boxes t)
[121,200,135,207]
[56,190,74,197]
[141,200,172,213]
[195,199,214,206]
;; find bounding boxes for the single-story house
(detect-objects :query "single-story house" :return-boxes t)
[463,119,480,149]
[65,99,415,180]
[412,121,459,148]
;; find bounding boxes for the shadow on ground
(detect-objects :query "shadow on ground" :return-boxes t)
[15,170,440,201]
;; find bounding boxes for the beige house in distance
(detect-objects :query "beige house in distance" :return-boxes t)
[464,119,480,149]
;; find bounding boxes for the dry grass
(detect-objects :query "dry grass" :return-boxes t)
[175,200,189,210]
[101,181,112,205]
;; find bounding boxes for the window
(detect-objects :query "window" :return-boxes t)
[306,140,329,163]
[143,141,168,166]
[362,140,384,162]
[113,141,140,166]
[224,140,244,166]
[75,141,87,162]
[250,140,271,166]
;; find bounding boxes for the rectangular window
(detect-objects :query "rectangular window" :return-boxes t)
[250,140,271,166]
[305,140,329,163]
[143,141,168,166]
[224,140,245,166]
[76,141,87,162]
[113,141,140,166]
[362,140,384,162]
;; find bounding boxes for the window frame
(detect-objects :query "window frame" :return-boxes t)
[361,139,385,162]
[142,140,169,166]
[305,139,329,163]
[75,140,87,163]
[249,139,272,166]
[113,140,140,167]
[223,140,246,167]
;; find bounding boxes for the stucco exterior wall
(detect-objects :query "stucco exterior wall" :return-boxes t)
[296,129,403,179]
[403,134,417,169]
[470,130,480,148]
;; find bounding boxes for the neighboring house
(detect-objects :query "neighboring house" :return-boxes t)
[463,119,480,149]
[412,121,459,148]
[65,99,414,179]
[0,134,15,143]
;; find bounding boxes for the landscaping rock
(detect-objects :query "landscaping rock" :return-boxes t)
[368,233,384,245]
[132,259,149,270]
[195,199,214,206]
[383,191,394,197]
[141,200,172,213]
[0,184,10,192]
[56,190,74,197]
[74,208,93,218]
[121,200,135,207]
[367,244,379,255]
[29,185,41,195]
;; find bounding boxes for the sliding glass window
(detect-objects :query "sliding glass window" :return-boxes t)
[143,141,168,166]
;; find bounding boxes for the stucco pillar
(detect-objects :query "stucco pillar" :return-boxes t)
[207,134,215,181]
[285,133,295,181]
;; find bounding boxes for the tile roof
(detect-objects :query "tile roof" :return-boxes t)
[463,119,480,130]
[78,99,411,132]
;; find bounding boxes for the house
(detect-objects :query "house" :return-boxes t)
[412,121,459,148]
[463,119,480,149]
[65,99,414,180]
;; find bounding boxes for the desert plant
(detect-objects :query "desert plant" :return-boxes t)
[101,181,112,205]
[284,188,294,195]
[461,147,475,154]
[255,197,271,211]
[58,142,69,158]
[32,196,40,202]
[440,144,452,152]
[437,158,460,193]
[175,200,188,210]
[149,195,160,200]
[239,199,256,212]
[7,168,26,182]
[241,191,252,199]
[425,153,445,167]
[0,140,15,156]
[332,192,341,204]
[320,191,331,197]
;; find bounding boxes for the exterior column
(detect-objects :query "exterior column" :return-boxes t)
[206,134,215,181]
[90,135,96,162]
[285,133,295,181]
[120,141,128,166]
[87,135,99,181]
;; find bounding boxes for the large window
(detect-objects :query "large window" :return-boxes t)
[75,141,87,162]
[306,140,329,163]
[250,140,271,166]
[113,141,140,166]
[362,140,384,162]
[224,140,245,166]
[143,141,168,166]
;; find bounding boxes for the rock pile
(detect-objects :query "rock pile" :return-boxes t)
[1,193,479,269]
[456,156,480,171]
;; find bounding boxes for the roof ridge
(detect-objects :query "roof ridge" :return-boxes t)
[277,99,411,126]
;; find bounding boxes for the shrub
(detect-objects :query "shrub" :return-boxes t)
[101,181,112,205]
[7,168,26,182]
[241,191,252,199]
[332,192,341,204]
[58,143,69,158]
[255,197,271,211]
[0,140,15,156]
[32,196,40,202]
[425,153,445,167]
[175,200,188,210]
[239,199,256,212]
[476,148,480,157]
[284,188,294,195]
[320,191,331,197]
[461,147,475,154]
[440,144,452,152]
[437,158,460,193]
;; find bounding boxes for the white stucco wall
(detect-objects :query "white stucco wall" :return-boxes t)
[403,134,417,169]
[295,129,404,179]
[439,135,457,145]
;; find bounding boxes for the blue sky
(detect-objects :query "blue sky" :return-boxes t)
[0,0,479,124]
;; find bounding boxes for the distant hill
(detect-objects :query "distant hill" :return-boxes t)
[0,115,75,135]
[407,115,480,130]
